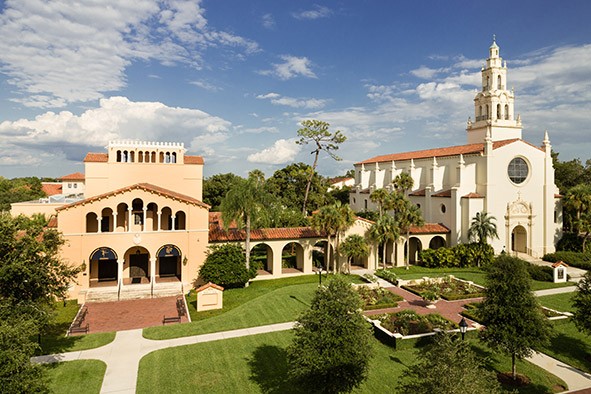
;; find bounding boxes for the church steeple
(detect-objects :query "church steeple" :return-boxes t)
[466,36,522,144]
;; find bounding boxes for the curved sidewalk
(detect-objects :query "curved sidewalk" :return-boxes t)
[32,322,295,394]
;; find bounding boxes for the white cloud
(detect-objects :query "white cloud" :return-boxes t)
[0,0,258,108]
[242,126,279,134]
[292,5,332,20]
[0,96,231,165]
[410,66,441,79]
[247,139,301,164]
[190,80,222,92]
[262,13,275,29]
[256,92,328,109]
[258,55,317,80]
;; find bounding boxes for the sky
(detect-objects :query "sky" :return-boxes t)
[1,0,590,180]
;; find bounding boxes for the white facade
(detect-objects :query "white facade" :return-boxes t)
[350,39,562,258]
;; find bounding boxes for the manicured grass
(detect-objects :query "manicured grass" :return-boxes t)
[538,293,575,313]
[143,274,362,340]
[42,360,106,394]
[39,300,115,355]
[538,319,591,374]
[137,330,566,393]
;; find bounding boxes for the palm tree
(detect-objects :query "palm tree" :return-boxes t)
[311,204,341,273]
[370,188,390,217]
[334,202,356,273]
[367,215,399,270]
[340,234,370,274]
[220,173,269,272]
[468,211,499,245]
[396,199,424,269]
[392,172,414,195]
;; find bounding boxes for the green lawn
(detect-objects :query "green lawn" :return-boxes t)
[137,330,566,393]
[389,266,574,290]
[538,292,575,313]
[538,319,591,374]
[42,360,106,394]
[39,300,115,355]
[143,274,362,340]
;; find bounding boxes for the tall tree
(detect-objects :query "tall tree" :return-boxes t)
[392,172,414,195]
[311,203,341,273]
[220,172,270,271]
[396,198,424,269]
[468,211,499,245]
[367,214,399,270]
[202,173,242,211]
[369,188,390,217]
[398,333,502,394]
[478,255,552,381]
[340,234,370,274]
[333,202,356,273]
[572,271,591,336]
[296,120,346,215]
[0,177,46,211]
[564,184,591,241]
[287,276,373,393]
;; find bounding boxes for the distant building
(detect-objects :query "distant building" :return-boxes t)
[350,39,562,261]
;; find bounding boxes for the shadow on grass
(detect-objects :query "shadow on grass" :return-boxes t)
[544,330,591,373]
[289,295,310,307]
[247,345,306,394]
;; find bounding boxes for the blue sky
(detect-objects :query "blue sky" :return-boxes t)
[1,0,590,179]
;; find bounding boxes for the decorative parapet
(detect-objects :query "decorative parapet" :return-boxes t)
[108,140,185,150]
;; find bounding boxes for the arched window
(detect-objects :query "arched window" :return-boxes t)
[497,75,502,89]
[130,151,135,162]
[165,152,171,163]
[172,152,177,163]
[497,104,501,119]
[175,211,186,230]
[151,152,156,163]
[116,150,122,162]
[505,104,509,120]
[485,105,489,119]
[86,212,99,233]
[486,76,490,90]
[138,151,144,163]
[159,152,164,163]
[122,151,128,162]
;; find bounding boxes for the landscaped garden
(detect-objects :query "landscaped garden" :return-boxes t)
[376,310,456,335]
[401,275,485,301]
[355,285,403,310]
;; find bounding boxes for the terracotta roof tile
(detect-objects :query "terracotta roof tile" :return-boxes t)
[185,155,204,164]
[209,226,323,242]
[47,216,58,228]
[59,172,85,181]
[356,139,532,165]
[551,261,568,268]
[463,192,485,198]
[42,183,62,196]
[196,282,224,292]
[432,189,452,198]
[555,194,563,198]
[409,223,450,234]
[56,183,209,211]
[84,153,108,162]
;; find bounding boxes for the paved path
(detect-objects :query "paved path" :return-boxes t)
[528,352,591,392]
[32,322,295,394]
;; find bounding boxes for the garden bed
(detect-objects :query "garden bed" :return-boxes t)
[374,310,457,336]
[401,275,485,301]
[356,285,403,310]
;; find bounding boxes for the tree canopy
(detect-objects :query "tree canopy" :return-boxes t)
[198,244,255,288]
[478,255,552,380]
[468,211,499,245]
[287,276,373,393]
[572,271,591,336]
[0,177,46,211]
[202,173,242,211]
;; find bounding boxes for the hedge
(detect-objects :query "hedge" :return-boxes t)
[420,243,494,268]
[542,251,591,270]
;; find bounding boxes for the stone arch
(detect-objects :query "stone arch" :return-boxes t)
[161,207,172,230]
[429,236,446,250]
[86,212,98,233]
[100,207,114,232]
[405,237,423,264]
[116,202,129,231]
[282,242,304,272]
[251,243,274,274]
[175,210,186,230]
[313,240,334,271]
[89,247,118,285]
[124,246,150,284]
[156,244,181,280]
[511,225,527,253]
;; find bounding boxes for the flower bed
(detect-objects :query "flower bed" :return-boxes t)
[356,286,403,310]
[374,269,398,285]
[377,310,457,336]
[402,275,484,300]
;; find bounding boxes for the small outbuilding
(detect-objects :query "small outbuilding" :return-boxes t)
[552,261,569,283]
[196,282,224,311]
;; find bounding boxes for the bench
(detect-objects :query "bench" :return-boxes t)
[69,323,89,335]
[162,315,181,325]
[68,306,89,335]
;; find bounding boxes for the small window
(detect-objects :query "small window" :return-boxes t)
[440,204,446,214]
[101,216,110,232]
[74,183,77,189]
[134,213,143,225]
[68,183,72,188]
[417,203,421,209]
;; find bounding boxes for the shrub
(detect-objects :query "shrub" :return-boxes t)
[556,232,591,253]
[420,243,494,268]
[543,251,591,270]
[356,286,402,310]
[198,244,256,288]
[379,310,456,335]
[374,269,398,284]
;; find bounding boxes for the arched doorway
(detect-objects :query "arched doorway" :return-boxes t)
[313,241,334,271]
[282,242,304,273]
[511,225,527,253]
[406,237,423,264]
[157,244,181,282]
[429,236,446,250]
[89,247,118,286]
[251,243,274,274]
[125,246,150,284]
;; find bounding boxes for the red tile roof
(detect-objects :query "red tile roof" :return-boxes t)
[409,188,426,197]
[84,153,108,162]
[555,194,563,199]
[432,189,451,198]
[463,192,485,198]
[42,183,62,196]
[56,183,209,211]
[209,226,324,242]
[59,172,85,181]
[356,139,537,165]
[196,282,224,292]
[185,155,204,164]
[47,216,58,228]
[329,176,354,184]
[551,261,568,268]
[409,223,450,234]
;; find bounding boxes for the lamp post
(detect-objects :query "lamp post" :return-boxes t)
[459,317,468,341]
[317,265,323,286]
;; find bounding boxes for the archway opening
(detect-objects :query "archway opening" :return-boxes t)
[251,243,273,275]
[313,241,334,271]
[282,242,304,273]
[89,247,118,287]
[511,225,527,254]
[157,244,181,283]
[405,237,423,264]
[125,246,150,285]
[429,236,446,250]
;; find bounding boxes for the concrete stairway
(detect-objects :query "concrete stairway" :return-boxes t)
[84,281,183,302]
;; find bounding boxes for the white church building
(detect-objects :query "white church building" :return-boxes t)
[350,39,562,260]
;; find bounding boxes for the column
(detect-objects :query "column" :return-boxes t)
[171,215,176,231]
[127,208,133,232]
[150,257,156,284]
[142,208,147,232]
[113,212,118,232]
[157,211,162,231]
[96,215,102,233]
[117,259,124,288]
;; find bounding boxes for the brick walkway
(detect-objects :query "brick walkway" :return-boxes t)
[364,286,481,326]
[81,296,189,334]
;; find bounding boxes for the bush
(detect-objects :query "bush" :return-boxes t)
[543,251,591,270]
[198,244,256,288]
[379,310,456,336]
[420,243,494,268]
[374,269,398,284]
[556,232,587,252]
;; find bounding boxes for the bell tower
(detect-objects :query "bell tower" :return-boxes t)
[466,36,522,144]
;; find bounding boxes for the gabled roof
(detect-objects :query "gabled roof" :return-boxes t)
[59,172,85,181]
[431,189,452,198]
[196,282,224,292]
[463,192,485,198]
[409,188,426,197]
[56,183,209,211]
[356,138,541,165]
[84,153,108,162]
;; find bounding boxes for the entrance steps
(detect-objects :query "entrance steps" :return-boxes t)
[84,282,183,303]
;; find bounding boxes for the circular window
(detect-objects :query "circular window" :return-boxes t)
[440,204,446,214]
[508,157,529,184]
